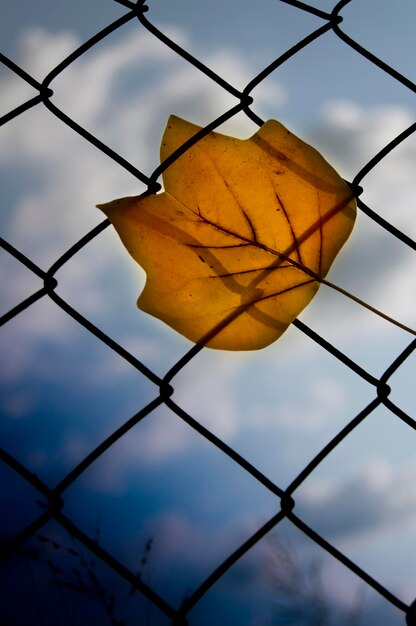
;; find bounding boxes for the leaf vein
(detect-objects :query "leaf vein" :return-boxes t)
[255,278,317,303]
[273,188,302,264]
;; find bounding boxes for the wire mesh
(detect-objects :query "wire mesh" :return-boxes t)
[1,0,415,624]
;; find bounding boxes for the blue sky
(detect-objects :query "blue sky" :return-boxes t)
[1,1,415,625]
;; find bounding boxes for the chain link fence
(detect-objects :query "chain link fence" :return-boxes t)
[1,0,415,624]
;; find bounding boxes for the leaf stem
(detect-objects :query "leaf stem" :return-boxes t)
[320,278,416,336]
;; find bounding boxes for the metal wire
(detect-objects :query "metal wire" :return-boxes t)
[1,0,415,624]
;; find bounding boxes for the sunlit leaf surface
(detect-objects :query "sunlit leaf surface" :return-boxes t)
[98,116,356,350]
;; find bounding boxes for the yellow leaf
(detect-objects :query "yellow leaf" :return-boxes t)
[98,116,356,350]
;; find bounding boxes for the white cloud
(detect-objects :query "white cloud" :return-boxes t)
[314,100,415,182]
[171,352,245,439]
[245,376,348,432]
[298,457,416,539]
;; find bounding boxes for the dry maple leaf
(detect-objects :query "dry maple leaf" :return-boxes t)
[98,116,356,350]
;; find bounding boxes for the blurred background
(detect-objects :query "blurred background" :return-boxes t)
[0,1,415,624]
